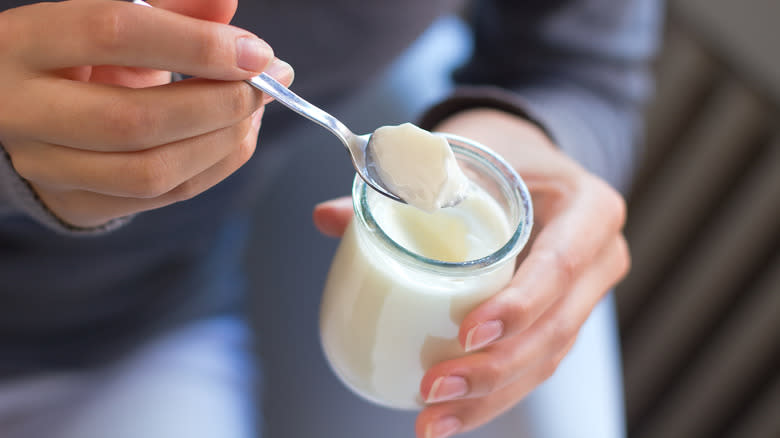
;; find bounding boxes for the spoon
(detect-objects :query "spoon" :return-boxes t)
[128,0,402,202]
[245,73,405,203]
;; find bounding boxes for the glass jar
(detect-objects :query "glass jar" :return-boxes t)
[319,133,533,409]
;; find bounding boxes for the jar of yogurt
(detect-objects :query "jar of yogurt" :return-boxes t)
[319,133,533,410]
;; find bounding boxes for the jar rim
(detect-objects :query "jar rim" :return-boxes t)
[352,133,534,276]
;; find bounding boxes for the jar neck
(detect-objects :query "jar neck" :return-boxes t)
[352,133,533,277]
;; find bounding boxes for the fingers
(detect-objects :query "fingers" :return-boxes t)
[9,0,273,77]
[417,236,629,437]
[313,197,353,237]
[422,235,628,403]
[458,178,627,351]
[7,62,293,151]
[12,109,262,197]
[148,0,238,24]
[33,109,264,228]
[416,358,557,438]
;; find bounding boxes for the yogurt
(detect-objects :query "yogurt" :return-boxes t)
[320,184,514,409]
[319,136,533,410]
[368,123,469,212]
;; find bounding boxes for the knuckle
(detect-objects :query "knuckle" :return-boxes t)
[548,319,576,353]
[614,235,632,280]
[232,116,253,143]
[612,193,628,228]
[104,99,157,144]
[542,342,573,381]
[123,153,172,198]
[170,178,200,202]
[539,248,579,287]
[595,178,627,230]
[540,358,561,381]
[236,136,257,165]
[224,83,259,121]
[480,360,506,394]
[504,295,533,331]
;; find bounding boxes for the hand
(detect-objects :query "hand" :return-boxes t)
[313,109,630,438]
[0,0,293,228]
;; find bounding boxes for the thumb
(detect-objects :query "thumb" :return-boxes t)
[313,197,354,238]
[147,0,237,24]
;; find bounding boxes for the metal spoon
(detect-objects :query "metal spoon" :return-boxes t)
[246,73,404,203]
[128,0,404,203]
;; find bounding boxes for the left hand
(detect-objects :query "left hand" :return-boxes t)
[313,108,630,438]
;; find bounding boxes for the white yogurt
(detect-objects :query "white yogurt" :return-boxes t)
[320,135,533,410]
[368,123,469,212]
[320,182,516,409]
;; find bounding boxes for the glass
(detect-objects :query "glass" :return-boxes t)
[319,133,533,409]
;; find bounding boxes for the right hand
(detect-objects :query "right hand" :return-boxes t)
[0,0,294,228]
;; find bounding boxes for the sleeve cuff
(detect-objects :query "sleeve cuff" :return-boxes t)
[417,84,638,193]
[418,85,554,140]
[0,142,133,236]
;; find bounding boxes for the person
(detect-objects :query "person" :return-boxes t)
[0,0,661,437]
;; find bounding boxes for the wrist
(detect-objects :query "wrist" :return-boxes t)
[435,107,553,145]
[433,108,585,181]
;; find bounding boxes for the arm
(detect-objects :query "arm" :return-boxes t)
[0,0,292,235]
[422,0,663,193]
[314,1,662,437]
[412,1,662,436]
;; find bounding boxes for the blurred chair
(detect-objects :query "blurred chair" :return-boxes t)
[616,1,780,437]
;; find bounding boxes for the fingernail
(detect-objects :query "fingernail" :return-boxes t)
[264,58,295,83]
[236,37,273,72]
[426,376,468,403]
[465,320,503,352]
[426,416,461,438]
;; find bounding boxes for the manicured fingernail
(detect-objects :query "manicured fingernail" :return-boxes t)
[236,37,273,72]
[264,58,294,83]
[465,320,503,352]
[426,416,461,438]
[426,376,468,403]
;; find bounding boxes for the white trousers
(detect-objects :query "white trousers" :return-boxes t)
[0,295,624,438]
[0,317,255,438]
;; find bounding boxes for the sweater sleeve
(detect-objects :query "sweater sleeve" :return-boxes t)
[0,71,184,235]
[0,142,132,235]
[419,0,663,193]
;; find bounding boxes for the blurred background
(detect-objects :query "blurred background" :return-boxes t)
[616,0,779,437]
[245,0,779,437]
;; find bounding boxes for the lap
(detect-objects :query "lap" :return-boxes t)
[0,317,255,438]
[254,288,625,438]
[0,300,625,438]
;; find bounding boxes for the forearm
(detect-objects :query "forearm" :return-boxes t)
[422,0,663,194]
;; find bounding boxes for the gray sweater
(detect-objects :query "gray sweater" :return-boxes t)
[0,0,661,376]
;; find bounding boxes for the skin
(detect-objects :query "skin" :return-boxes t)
[1,0,627,435]
[0,0,293,228]
[313,109,631,438]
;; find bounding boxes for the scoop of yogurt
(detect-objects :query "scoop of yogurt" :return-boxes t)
[368,123,469,212]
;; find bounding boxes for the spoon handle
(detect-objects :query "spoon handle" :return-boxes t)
[128,1,362,168]
[246,73,354,146]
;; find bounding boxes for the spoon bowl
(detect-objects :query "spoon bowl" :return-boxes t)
[129,0,411,205]
[246,73,404,203]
